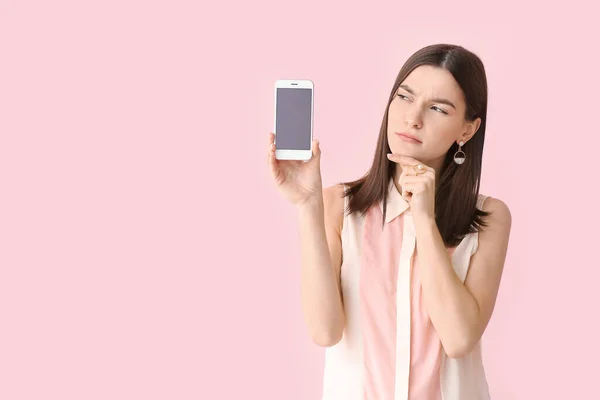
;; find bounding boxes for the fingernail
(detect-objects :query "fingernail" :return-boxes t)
[387,153,392,158]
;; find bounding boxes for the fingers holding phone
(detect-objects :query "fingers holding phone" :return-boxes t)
[268,130,323,206]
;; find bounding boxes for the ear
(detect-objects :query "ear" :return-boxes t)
[459,117,481,144]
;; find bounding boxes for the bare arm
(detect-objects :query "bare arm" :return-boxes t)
[298,184,346,347]
[415,197,512,358]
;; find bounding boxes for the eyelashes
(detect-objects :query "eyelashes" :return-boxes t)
[396,93,448,115]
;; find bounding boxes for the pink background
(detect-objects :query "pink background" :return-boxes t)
[1,0,598,399]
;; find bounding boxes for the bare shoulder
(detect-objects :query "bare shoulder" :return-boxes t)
[479,196,512,241]
[481,196,512,224]
[323,184,346,234]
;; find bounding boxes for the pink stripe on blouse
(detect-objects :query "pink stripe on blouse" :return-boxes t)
[359,206,403,399]
[360,204,457,399]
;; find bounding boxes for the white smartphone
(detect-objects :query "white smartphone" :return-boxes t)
[273,79,314,161]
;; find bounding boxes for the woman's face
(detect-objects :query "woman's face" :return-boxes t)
[387,65,480,164]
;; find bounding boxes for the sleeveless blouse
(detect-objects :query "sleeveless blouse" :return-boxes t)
[321,182,491,400]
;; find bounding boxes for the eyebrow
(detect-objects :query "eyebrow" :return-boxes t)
[398,84,457,110]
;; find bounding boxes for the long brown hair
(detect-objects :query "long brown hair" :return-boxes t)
[343,44,491,247]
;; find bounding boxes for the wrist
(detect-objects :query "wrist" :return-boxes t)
[297,192,324,213]
[414,213,437,230]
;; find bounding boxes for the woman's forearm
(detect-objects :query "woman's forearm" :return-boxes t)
[297,195,345,347]
[414,215,481,358]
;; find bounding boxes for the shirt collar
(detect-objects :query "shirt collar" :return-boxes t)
[379,180,411,224]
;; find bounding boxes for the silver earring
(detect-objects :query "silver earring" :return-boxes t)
[454,141,466,165]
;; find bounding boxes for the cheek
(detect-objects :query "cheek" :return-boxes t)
[387,102,404,123]
[423,119,461,150]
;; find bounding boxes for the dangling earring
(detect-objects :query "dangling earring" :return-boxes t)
[454,141,466,165]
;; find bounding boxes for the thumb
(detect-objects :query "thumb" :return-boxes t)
[306,138,321,167]
[311,138,321,159]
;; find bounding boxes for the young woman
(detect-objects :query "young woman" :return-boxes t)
[268,43,512,400]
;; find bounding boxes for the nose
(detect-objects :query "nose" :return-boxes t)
[404,107,422,129]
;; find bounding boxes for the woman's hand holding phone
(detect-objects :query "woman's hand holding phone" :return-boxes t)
[268,132,323,207]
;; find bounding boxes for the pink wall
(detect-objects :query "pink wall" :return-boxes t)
[1,0,598,398]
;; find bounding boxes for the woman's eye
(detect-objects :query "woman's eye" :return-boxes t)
[431,106,448,115]
[397,94,410,101]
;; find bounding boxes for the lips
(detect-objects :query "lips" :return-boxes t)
[395,132,422,143]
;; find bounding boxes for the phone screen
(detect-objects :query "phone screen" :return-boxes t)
[275,88,312,150]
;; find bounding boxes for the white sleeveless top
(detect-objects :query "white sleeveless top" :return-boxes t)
[321,182,492,400]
